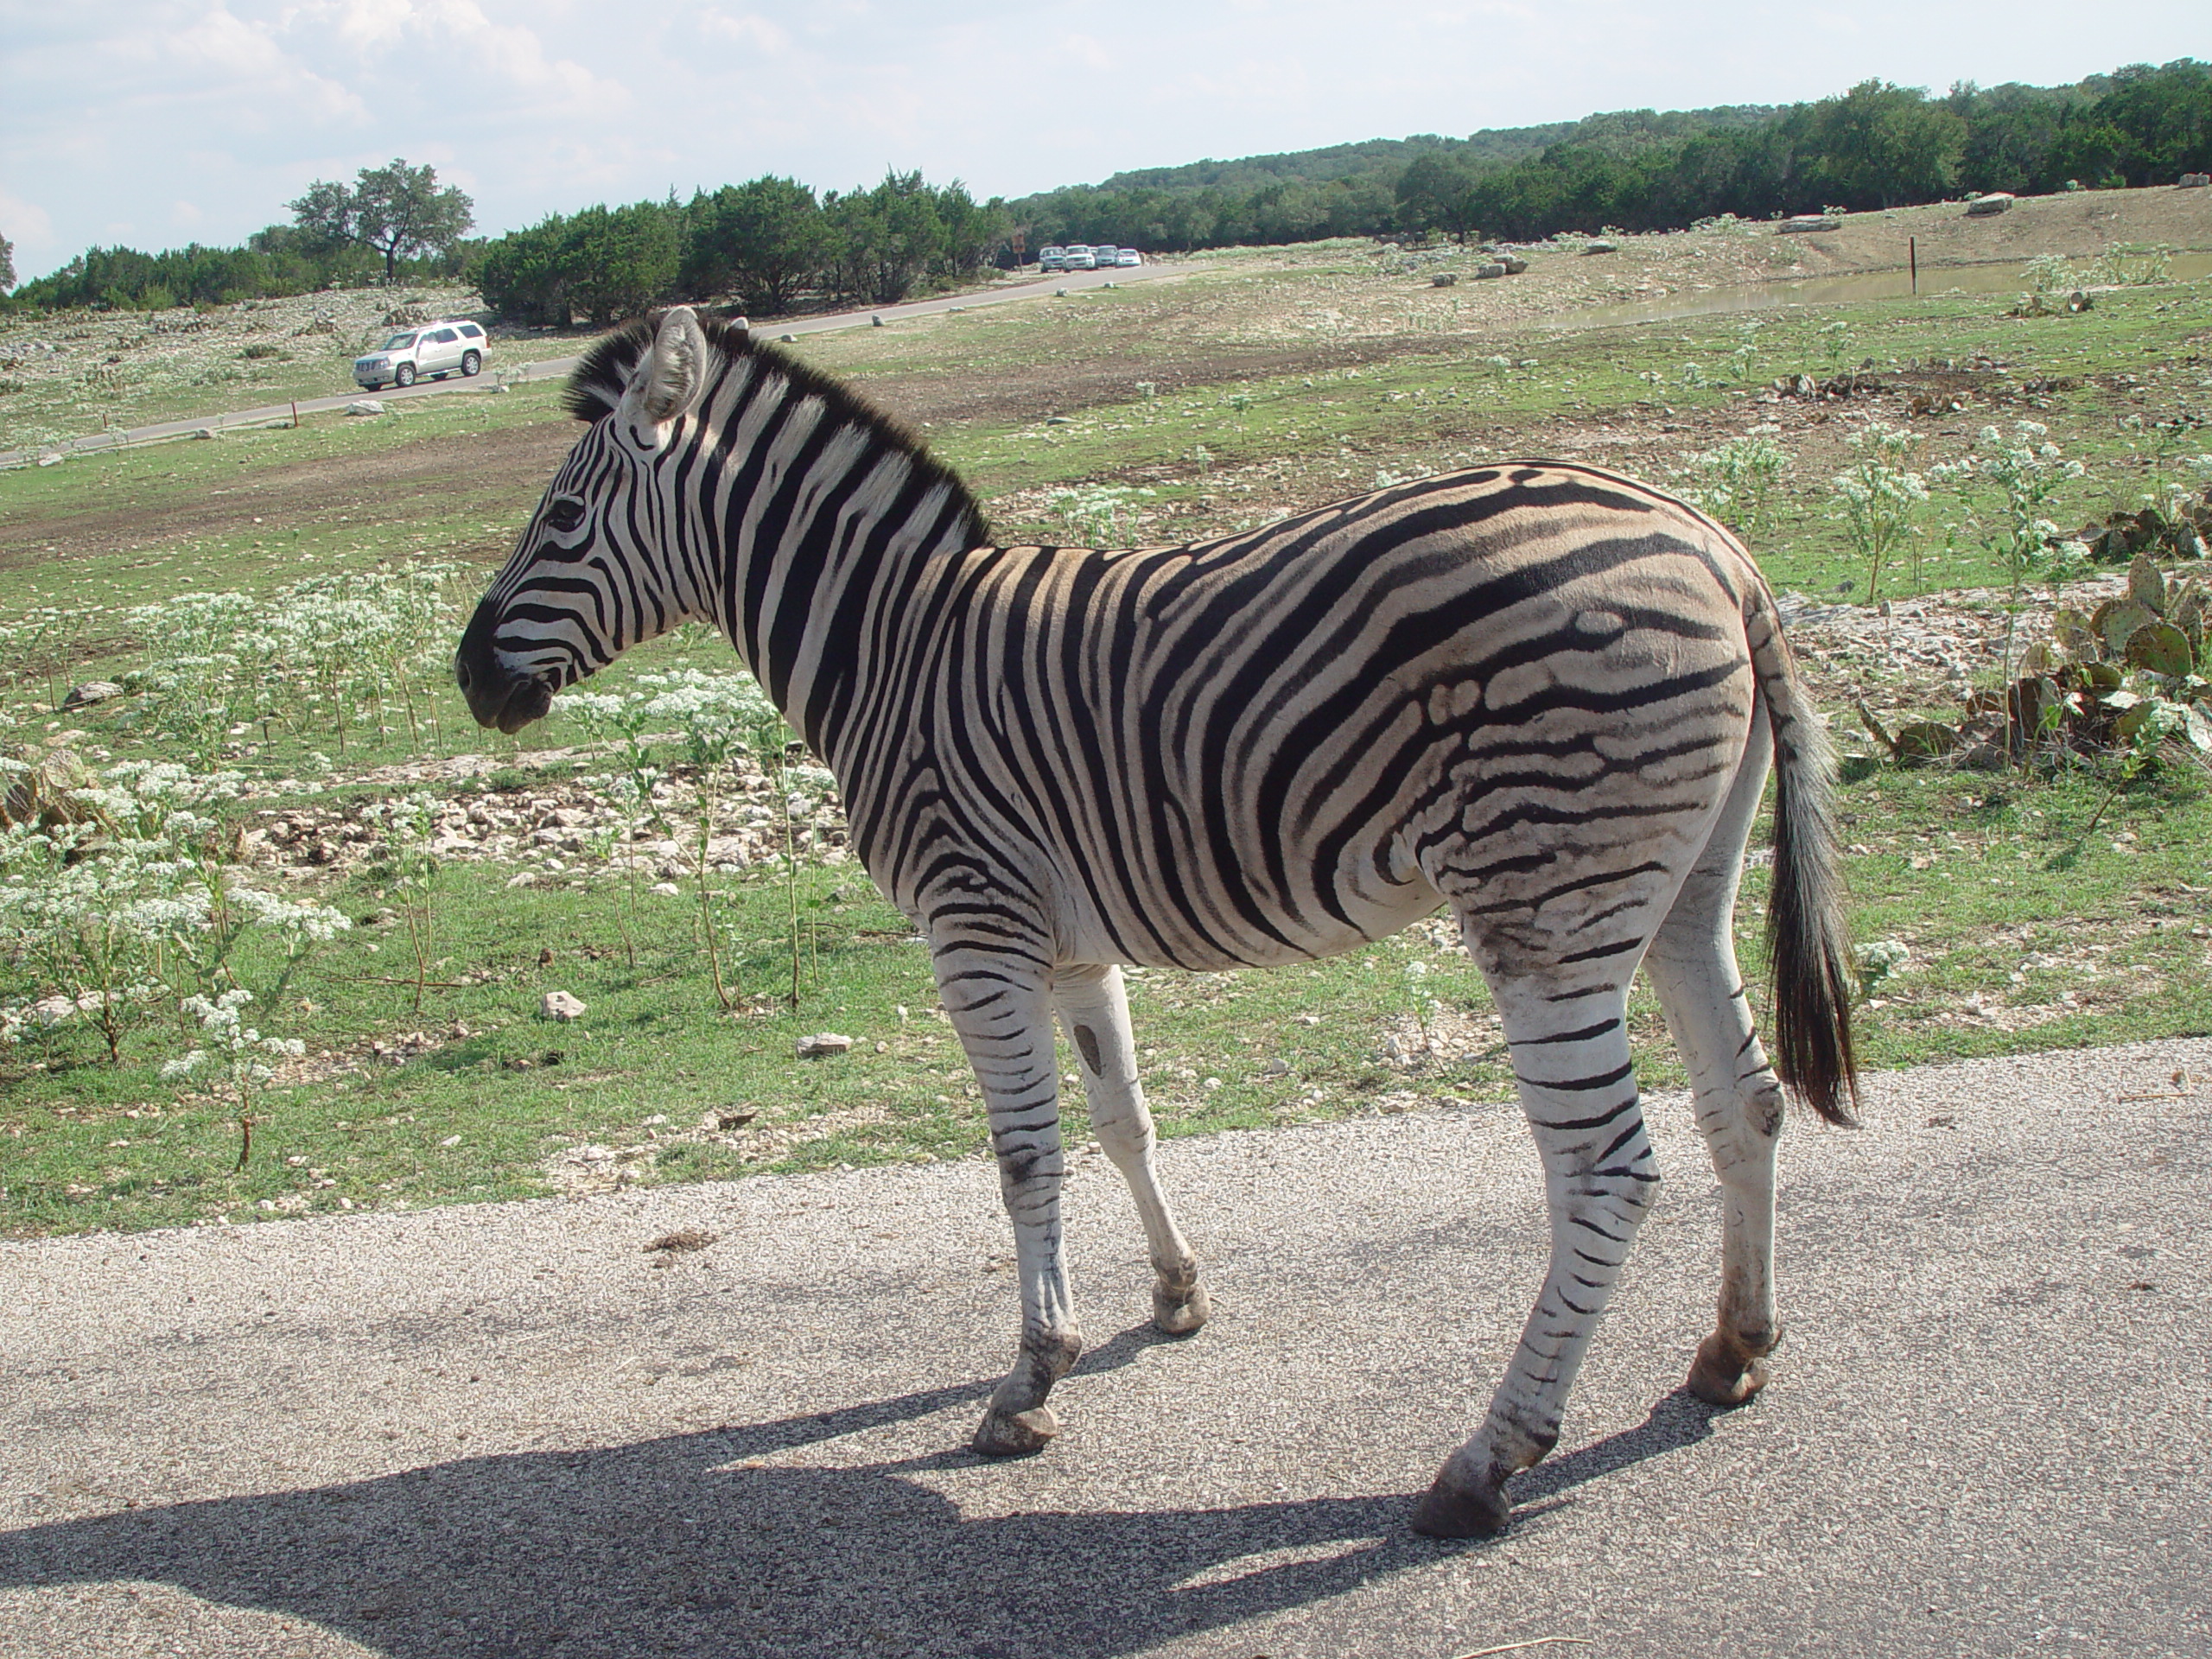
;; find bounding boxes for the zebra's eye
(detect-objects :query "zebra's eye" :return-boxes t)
[545,498,587,534]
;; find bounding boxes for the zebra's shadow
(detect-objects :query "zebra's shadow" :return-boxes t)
[0,1344,1719,1659]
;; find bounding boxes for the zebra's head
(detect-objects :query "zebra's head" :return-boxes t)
[454,307,725,734]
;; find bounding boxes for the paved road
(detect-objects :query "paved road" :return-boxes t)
[3,1036,2207,1657]
[1,264,1203,469]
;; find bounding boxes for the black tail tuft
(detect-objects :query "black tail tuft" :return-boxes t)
[1762,635,1860,1127]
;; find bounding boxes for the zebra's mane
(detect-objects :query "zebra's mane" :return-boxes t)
[563,312,991,542]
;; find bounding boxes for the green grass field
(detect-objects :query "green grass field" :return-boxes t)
[3,234,2208,1237]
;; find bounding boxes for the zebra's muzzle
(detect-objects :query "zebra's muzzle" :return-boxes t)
[454,604,556,734]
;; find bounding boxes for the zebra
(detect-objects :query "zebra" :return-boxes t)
[455,306,1857,1536]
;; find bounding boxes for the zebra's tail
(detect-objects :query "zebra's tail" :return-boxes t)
[1747,586,1860,1128]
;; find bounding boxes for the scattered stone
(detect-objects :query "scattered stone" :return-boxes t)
[1498,253,1529,274]
[60,681,124,709]
[540,990,587,1022]
[36,454,62,467]
[779,334,797,343]
[712,1109,758,1130]
[2177,173,2209,188]
[797,1032,855,1058]
[1431,271,1458,286]
[1473,262,1507,279]
[194,428,219,440]
[1777,215,1841,234]
[1583,238,1618,254]
[346,401,385,416]
[872,315,885,327]
[650,881,682,896]
[1965,193,2015,216]
[645,1229,718,1253]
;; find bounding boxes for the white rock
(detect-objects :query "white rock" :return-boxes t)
[60,681,124,708]
[346,401,386,416]
[797,1032,855,1058]
[541,990,588,1021]
[650,881,682,897]
[36,454,63,467]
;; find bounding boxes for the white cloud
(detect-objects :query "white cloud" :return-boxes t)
[0,190,57,257]
[699,9,791,53]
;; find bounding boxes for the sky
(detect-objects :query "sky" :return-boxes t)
[2,1,2204,281]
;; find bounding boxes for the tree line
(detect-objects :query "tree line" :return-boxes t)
[474,172,1007,325]
[1016,61,2210,249]
[1389,66,2212,244]
[7,160,477,312]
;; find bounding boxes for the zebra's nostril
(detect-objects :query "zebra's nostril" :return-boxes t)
[454,653,473,693]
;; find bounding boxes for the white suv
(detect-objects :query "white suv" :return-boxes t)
[353,320,487,390]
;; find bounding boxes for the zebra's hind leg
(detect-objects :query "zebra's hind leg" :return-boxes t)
[932,941,1084,1458]
[1052,963,1210,1337]
[1413,974,1660,1537]
[1645,722,1787,1408]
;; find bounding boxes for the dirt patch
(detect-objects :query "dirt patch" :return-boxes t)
[0,419,574,569]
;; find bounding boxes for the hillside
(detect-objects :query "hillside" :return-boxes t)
[1084,105,1780,199]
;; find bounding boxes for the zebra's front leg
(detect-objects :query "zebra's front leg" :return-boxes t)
[1052,963,1210,1337]
[935,942,1084,1457]
[1414,980,1660,1537]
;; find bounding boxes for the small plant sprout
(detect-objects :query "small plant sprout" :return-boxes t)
[1940,423,2088,683]
[1816,321,1852,373]
[162,988,303,1171]
[568,689,670,968]
[636,670,780,1010]
[1853,940,1911,1003]
[1675,433,1789,543]
[1830,422,1929,605]
[1402,958,1443,1050]
[1050,485,1154,549]
[366,794,443,1012]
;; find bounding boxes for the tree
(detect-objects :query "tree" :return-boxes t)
[1395,153,1484,241]
[0,229,14,294]
[684,178,834,315]
[563,201,682,324]
[289,159,474,286]
[823,172,950,305]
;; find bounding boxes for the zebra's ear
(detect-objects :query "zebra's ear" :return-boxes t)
[621,306,710,438]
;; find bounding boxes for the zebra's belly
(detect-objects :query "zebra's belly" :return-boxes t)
[1059,856,1448,973]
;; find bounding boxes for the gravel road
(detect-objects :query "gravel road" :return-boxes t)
[3,1037,2208,1658]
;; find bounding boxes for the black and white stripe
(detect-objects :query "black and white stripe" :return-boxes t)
[457,308,1858,1535]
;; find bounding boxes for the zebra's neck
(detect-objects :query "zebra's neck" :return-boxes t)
[684,353,986,767]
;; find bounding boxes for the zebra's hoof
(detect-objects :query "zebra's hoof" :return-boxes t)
[1153,1282,1211,1337]
[1685,1331,1771,1408]
[1409,1465,1511,1538]
[972,1404,1060,1458]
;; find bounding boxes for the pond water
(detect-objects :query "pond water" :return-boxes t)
[1544,250,2212,333]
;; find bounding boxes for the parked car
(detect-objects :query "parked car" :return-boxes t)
[1038,245,1068,272]
[1064,246,1098,270]
[1115,248,1141,268]
[353,320,487,390]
